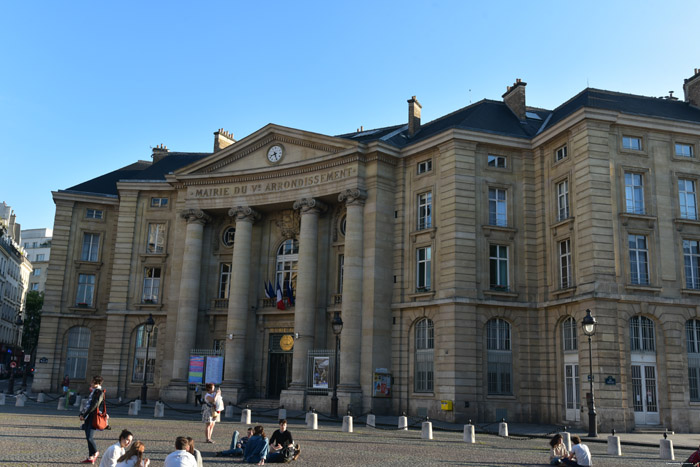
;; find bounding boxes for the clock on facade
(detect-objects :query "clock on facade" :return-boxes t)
[267,145,284,163]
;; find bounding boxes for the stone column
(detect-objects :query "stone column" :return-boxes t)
[288,198,327,390]
[171,209,211,381]
[223,206,260,399]
[338,189,366,395]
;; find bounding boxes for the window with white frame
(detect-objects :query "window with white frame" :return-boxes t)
[142,267,161,303]
[563,317,577,352]
[684,240,700,290]
[276,239,298,296]
[555,145,568,162]
[65,326,90,379]
[557,180,570,221]
[132,324,158,383]
[146,223,166,253]
[86,209,103,219]
[416,246,431,292]
[487,318,512,395]
[417,159,432,174]
[629,235,650,285]
[623,136,642,151]
[488,188,507,226]
[81,233,100,262]
[676,143,695,158]
[414,318,434,392]
[630,315,655,352]
[36,253,45,262]
[625,172,645,214]
[417,192,432,230]
[489,244,509,290]
[30,283,39,291]
[559,239,572,289]
[679,179,698,220]
[150,197,169,208]
[487,155,507,168]
[33,268,41,276]
[76,274,95,306]
[686,319,700,401]
[218,263,232,299]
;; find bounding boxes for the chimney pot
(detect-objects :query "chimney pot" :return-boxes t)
[214,128,236,152]
[407,96,422,138]
[684,68,700,107]
[502,78,528,121]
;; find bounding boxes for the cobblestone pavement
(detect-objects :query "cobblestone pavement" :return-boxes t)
[0,401,696,466]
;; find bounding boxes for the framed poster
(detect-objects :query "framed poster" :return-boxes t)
[373,371,392,397]
[188,356,204,384]
[312,356,329,389]
[205,356,224,384]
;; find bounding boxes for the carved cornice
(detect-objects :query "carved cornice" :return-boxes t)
[228,206,261,223]
[181,209,212,225]
[338,188,367,206]
[275,210,300,239]
[292,198,328,214]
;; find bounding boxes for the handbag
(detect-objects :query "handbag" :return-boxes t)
[91,390,109,431]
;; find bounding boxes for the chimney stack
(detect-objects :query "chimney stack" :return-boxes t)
[407,96,422,137]
[152,143,169,163]
[502,79,527,121]
[684,68,700,108]
[214,128,236,152]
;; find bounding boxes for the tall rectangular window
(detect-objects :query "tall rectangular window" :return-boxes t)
[559,239,572,289]
[676,143,695,158]
[147,223,166,253]
[489,244,509,290]
[487,318,512,395]
[488,188,507,226]
[557,180,570,221]
[687,320,700,401]
[142,267,161,303]
[81,233,100,262]
[76,274,95,306]
[337,254,344,294]
[629,235,649,285]
[623,136,642,150]
[416,247,431,291]
[417,192,432,230]
[218,263,232,299]
[679,179,698,220]
[66,327,90,379]
[414,319,434,393]
[625,172,645,214]
[684,240,700,290]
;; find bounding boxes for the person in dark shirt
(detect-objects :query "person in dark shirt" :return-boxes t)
[267,420,293,463]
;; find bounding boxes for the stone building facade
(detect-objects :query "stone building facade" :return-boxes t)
[34,70,700,432]
[21,228,52,294]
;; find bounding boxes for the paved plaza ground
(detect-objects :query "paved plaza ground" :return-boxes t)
[1,397,699,466]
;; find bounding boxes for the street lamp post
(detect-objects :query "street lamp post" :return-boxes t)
[582,309,598,438]
[7,315,23,395]
[140,314,155,405]
[330,311,343,419]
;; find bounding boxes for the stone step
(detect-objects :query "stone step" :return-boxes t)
[241,398,281,410]
[632,426,674,435]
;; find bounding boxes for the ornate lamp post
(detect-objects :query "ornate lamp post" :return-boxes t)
[330,311,343,419]
[140,314,156,405]
[7,315,23,395]
[582,309,598,437]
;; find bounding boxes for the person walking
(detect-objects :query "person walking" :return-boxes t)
[99,429,133,467]
[79,375,106,464]
[115,440,150,467]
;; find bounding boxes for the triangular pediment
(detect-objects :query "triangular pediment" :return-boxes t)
[175,124,358,176]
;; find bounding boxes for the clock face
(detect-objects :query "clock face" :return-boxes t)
[267,145,283,163]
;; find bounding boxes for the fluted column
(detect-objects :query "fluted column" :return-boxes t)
[288,198,327,390]
[172,209,211,380]
[224,206,260,388]
[338,189,366,391]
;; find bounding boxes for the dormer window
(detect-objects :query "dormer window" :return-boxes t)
[150,197,169,208]
[555,145,568,162]
[417,159,432,174]
[86,209,103,219]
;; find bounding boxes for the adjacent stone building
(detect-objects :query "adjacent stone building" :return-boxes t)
[34,70,700,432]
[21,228,52,294]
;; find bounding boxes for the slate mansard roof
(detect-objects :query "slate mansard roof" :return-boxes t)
[62,87,700,197]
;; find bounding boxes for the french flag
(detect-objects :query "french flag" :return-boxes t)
[276,282,286,310]
[286,281,295,306]
[267,280,275,299]
[264,280,271,299]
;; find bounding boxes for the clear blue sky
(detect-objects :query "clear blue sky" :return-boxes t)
[2,0,698,230]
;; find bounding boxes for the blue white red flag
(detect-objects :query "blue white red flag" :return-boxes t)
[276,282,285,310]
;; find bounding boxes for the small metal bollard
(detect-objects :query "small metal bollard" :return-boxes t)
[128,401,139,416]
[0,393,5,405]
[134,399,142,412]
[342,415,353,432]
[498,420,508,437]
[74,395,83,408]
[607,435,621,456]
[278,408,287,420]
[421,421,433,440]
[398,415,408,430]
[37,392,45,403]
[463,424,475,443]
[366,414,376,427]
[241,408,252,424]
[225,404,234,419]
[307,412,318,430]
[57,397,65,410]
[154,401,165,418]
[15,393,26,407]
[660,438,675,460]
[560,431,572,452]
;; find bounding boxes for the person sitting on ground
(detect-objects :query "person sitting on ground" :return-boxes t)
[115,440,150,467]
[244,425,269,465]
[216,427,253,457]
[163,437,197,467]
[561,436,592,467]
[267,419,295,463]
[185,437,203,467]
[99,429,133,467]
[685,443,700,467]
[549,433,568,465]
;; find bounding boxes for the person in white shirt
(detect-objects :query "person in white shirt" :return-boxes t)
[115,440,150,467]
[562,436,592,466]
[163,437,197,467]
[99,430,133,467]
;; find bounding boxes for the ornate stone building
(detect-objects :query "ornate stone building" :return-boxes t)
[34,70,700,432]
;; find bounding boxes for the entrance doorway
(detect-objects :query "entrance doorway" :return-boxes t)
[631,363,659,425]
[268,333,293,398]
[564,362,580,422]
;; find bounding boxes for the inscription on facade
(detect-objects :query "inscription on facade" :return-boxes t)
[189,167,357,198]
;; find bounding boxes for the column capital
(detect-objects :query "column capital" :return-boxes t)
[181,209,212,225]
[228,206,261,223]
[293,198,328,214]
[338,188,367,206]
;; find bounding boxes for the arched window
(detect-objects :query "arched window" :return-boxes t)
[132,324,158,383]
[65,327,90,379]
[687,320,700,401]
[562,317,577,352]
[630,316,655,352]
[414,318,434,392]
[276,239,298,296]
[487,318,512,395]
